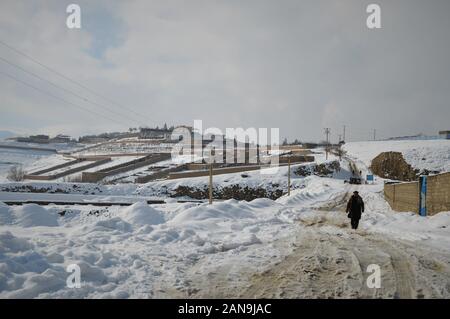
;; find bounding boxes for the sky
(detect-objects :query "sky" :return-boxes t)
[0,0,449,143]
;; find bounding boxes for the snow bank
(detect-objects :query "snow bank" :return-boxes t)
[0,201,14,225]
[169,199,256,225]
[344,140,450,173]
[0,231,67,297]
[12,204,59,228]
[119,201,165,226]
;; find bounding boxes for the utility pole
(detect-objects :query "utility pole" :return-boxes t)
[324,128,330,160]
[209,149,213,204]
[287,156,291,196]
[373,129,376,141]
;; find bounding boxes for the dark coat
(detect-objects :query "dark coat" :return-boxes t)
[346,194,365,219]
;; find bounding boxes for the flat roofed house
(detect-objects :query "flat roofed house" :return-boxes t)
[139,128,172,139]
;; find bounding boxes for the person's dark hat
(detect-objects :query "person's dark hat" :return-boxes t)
[353,191,359,194]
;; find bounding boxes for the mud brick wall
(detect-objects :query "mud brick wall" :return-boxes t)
[384,172,450,215]
[25,158,111,181]
[169,165,262,179]
[278,155,315,164]
[82,153,171,183]
[426,172,450,216]
[28,158,83,176]
[384,181,420,213]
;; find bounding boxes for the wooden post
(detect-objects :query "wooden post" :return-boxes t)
[287,156,291,196]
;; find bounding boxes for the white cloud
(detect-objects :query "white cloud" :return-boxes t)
[0,0,449,141]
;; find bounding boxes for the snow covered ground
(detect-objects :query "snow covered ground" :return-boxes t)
[0,143,449,298]
[0,172,449,298]
[0,142,82,183]
[343,139,450,174]
[0,148,57,183]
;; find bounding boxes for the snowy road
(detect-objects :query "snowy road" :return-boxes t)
[236,224,450,298]
[158,188,450,299]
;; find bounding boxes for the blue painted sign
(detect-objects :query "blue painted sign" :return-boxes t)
[366,174,374,181]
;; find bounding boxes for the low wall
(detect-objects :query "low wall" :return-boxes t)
[279,155,314,164]
[135,164,188,183]
[28,159,84,176]
[384,171,450,215]
[186,163,222,170]
[169,165,262,179]
[384,181,420,213]
[82,153,171,183]
[426,172,450,216]
[169,161,312,180]
[25,158,111,181]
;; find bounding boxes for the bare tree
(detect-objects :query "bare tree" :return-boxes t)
[7,165,25,181]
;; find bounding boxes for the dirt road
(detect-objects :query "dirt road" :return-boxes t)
[151,159,450,299]
[180,189,450,299]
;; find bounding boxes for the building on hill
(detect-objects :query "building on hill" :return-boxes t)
[78,136,109,144]
[50,134,72,143]
[16,135,50,144]
[139,127,172,139]
[439,130,450,139]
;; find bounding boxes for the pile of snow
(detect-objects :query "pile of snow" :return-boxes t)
[118,201,165,226]
[0,201,14,224]
[169,199,256,225]
[0,195,297,298]
[344,140,450,173]
[0,203,58,227]
[0,231,67,297]
[12,204,59,228]
[277,176,342,207]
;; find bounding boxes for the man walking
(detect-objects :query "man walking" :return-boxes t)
[346,191,365,230]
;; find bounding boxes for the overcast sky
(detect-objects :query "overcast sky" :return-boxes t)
[0,0,449,142]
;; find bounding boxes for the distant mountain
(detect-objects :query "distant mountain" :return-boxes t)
[0,131,16,140]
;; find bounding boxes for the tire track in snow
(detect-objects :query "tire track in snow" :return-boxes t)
[237,222,446,298]
[186,187,450,298]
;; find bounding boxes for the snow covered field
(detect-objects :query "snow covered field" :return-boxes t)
[0,148,58,182]
[0,142,449,298]
[0,141,82,182]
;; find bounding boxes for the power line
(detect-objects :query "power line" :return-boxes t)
[0,70,129,127]
[0,39,153,124]
[324,128,330,160]
[0,55,145,127]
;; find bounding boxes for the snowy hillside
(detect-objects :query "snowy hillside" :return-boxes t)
[0,149,57,182]
[0,146,449,298]
[343,140,450,173]
[1,176,449,298]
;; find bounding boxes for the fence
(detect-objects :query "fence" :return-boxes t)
[384,171,450,216]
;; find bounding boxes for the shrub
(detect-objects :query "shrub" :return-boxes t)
[7,165,25,181]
